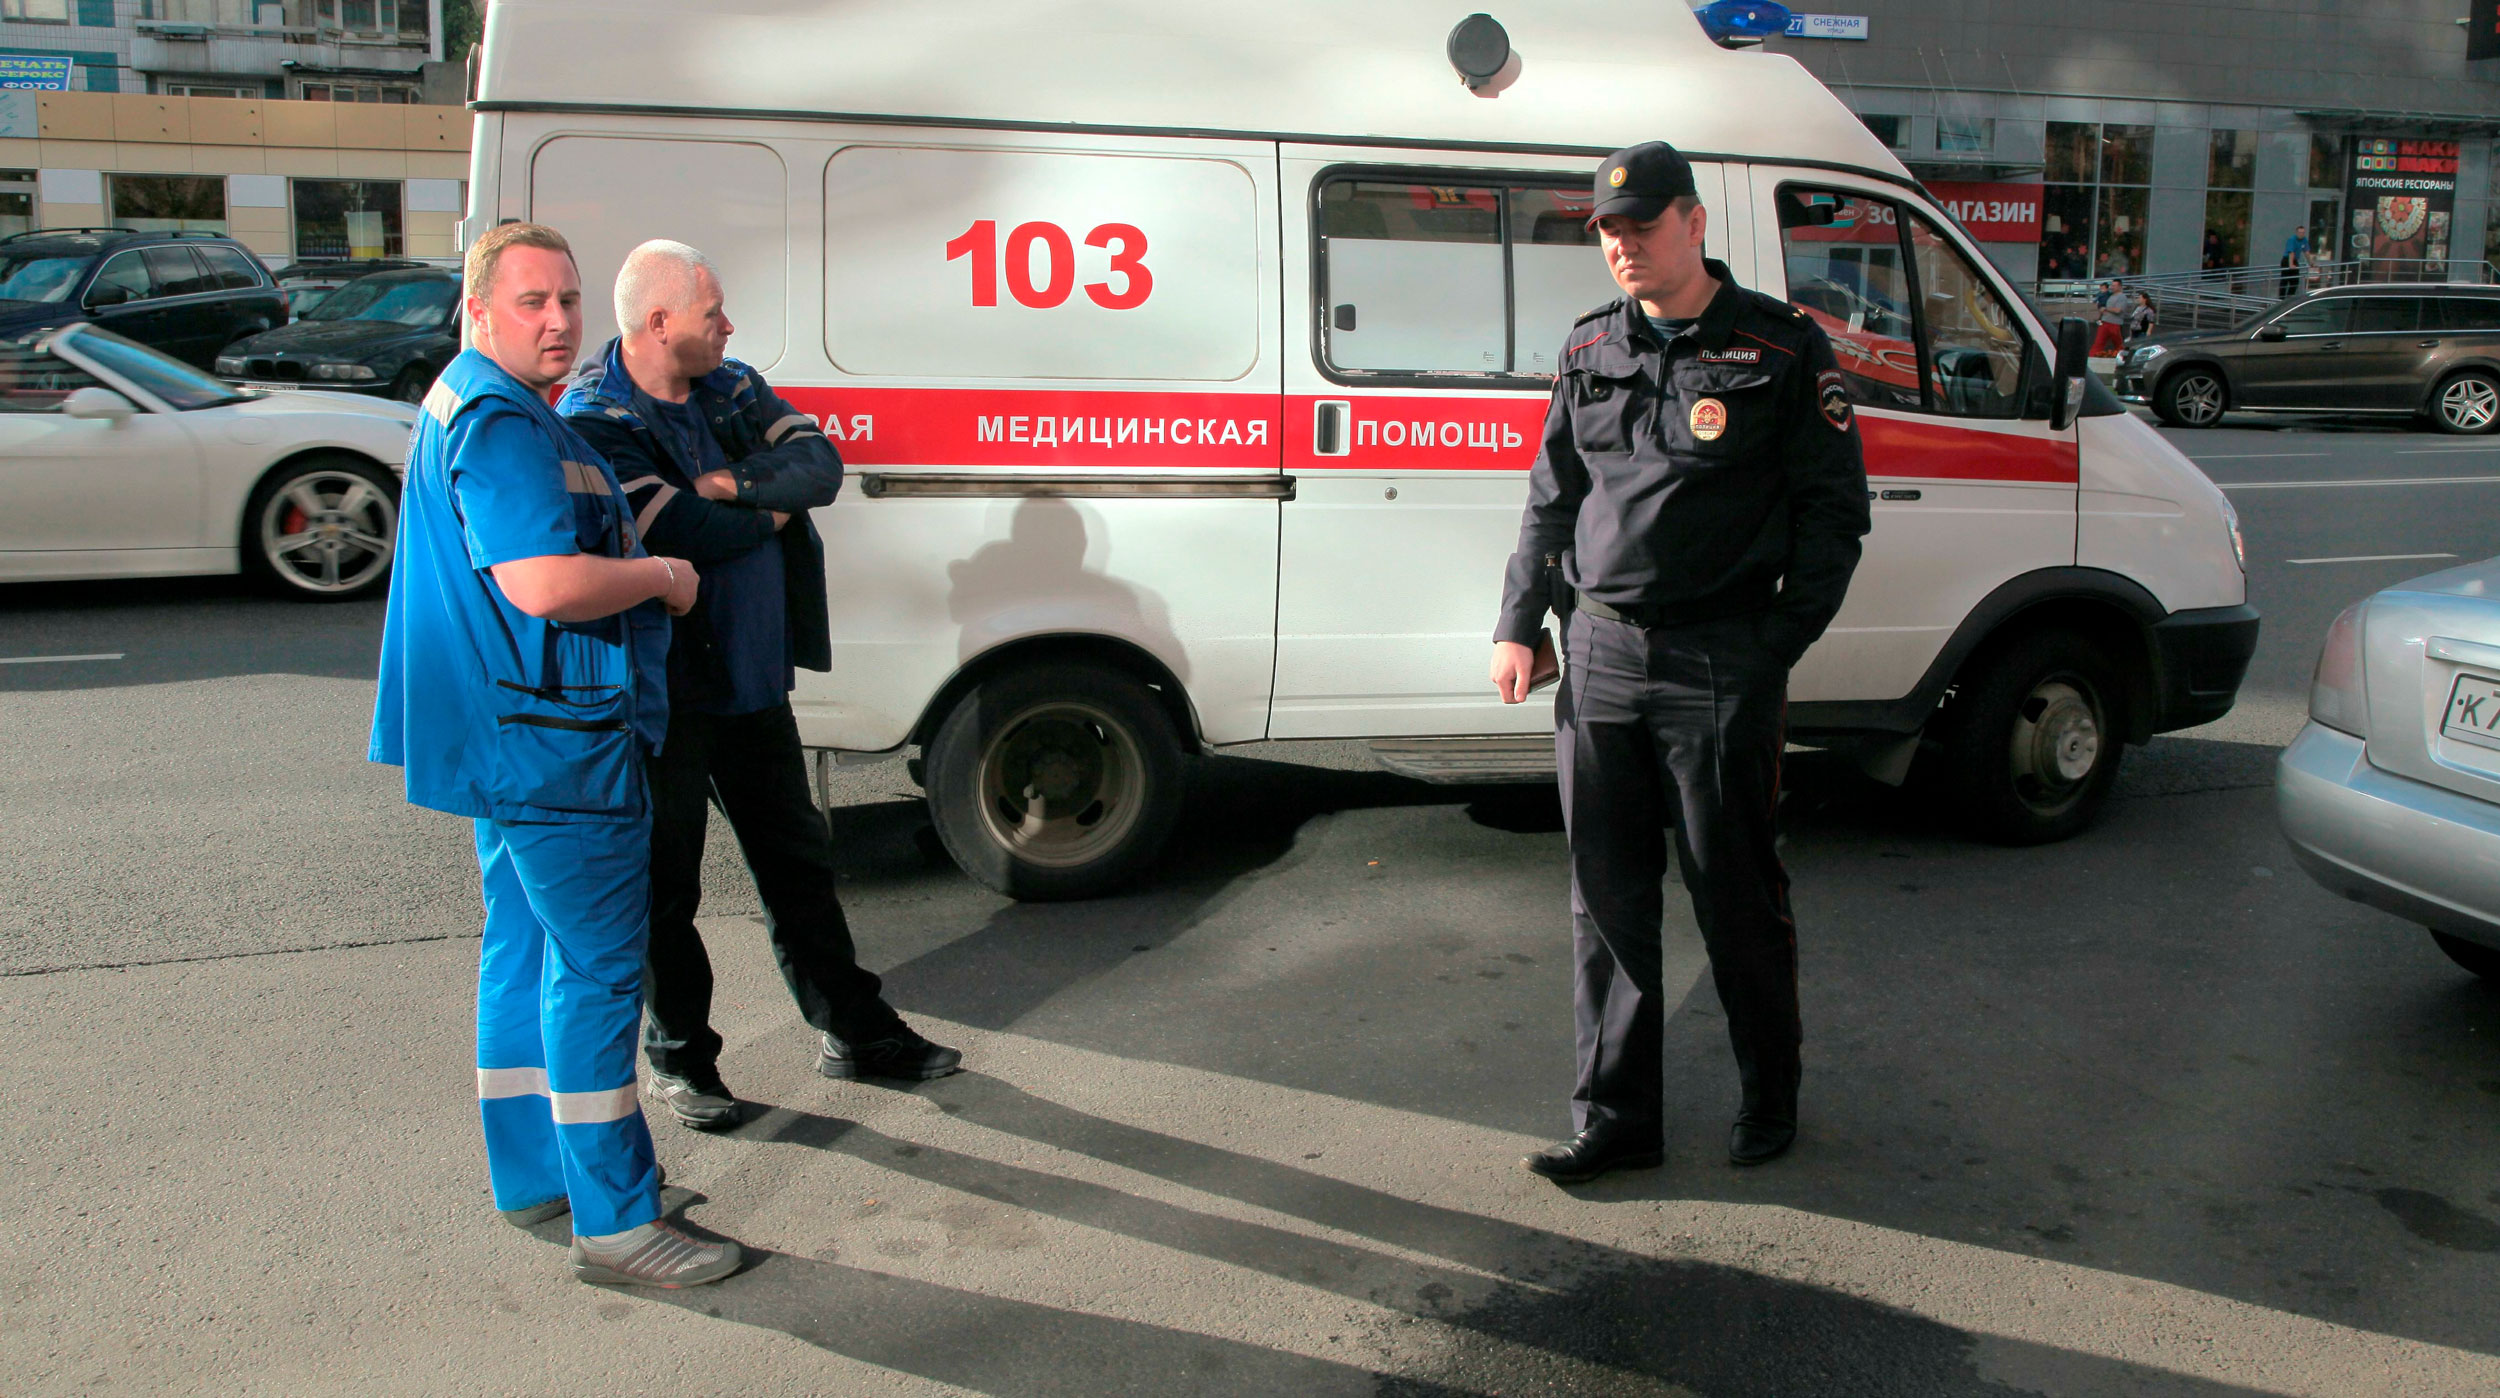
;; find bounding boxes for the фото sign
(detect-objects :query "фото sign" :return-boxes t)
[2346,137,2459,272]
[1784,13,1869,39]
[1928,181,2043,244]
[0,55,74,91]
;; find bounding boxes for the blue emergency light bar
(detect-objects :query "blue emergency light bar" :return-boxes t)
[1694,0,1794,47]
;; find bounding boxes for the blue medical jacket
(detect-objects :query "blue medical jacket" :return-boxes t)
[368,349,672,823]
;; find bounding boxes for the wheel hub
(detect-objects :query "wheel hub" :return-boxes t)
[2010,681,2100,792]
[979,702,1144,869]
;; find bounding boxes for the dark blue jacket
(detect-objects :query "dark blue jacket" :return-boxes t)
[558,338,841,694]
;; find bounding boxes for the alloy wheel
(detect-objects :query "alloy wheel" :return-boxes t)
[2439,376,2499,433]
[2173,374,2224,426]
[259,469,395,595]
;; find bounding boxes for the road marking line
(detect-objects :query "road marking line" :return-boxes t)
[2221,475,2500,490]
[2188,452,2329,459]
[2395,445,2500,454]
[0,652,125,665]
[2285,553,2458,566]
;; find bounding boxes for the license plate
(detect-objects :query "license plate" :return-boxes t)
[234,380,304,392]
[2441,672,2500,753]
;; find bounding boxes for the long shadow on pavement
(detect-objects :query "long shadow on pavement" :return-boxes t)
[667,1080,2272,1396]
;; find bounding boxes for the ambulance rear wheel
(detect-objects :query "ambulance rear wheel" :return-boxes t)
[924,662,1184,901]
[1933,628,2124,845]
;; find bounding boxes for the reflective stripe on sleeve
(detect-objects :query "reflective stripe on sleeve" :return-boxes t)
[618,476,679,537]
[764,412,815,445]
[421,380,462,427]
[477,1065,550,1100]
[549,1084,641,1125]
[559,459,613,496]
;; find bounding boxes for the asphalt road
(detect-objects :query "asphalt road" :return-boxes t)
[7,413,2500,1395]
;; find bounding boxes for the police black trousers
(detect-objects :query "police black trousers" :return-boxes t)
[642,701,903,1079]
[1556,610,1800,1143]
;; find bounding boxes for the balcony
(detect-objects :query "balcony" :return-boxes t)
[132,0,433,80]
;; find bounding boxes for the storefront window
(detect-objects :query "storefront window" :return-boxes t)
[290,179,403,259]
[0,170,32,240]
[1938,118,1993,155]
[2204,191,2252,269]
[107,174,227,235]
[2308,134,2348,191]
[2208,131,2256,190]
[2039,123,2154,281]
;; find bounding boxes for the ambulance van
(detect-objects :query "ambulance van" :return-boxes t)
[469,0,2258,899]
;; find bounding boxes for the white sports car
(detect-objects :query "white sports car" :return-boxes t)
[0,322,417,600]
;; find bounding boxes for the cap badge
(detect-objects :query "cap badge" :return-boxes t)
[1690,398,1727,442]
[1608,167,1627,187]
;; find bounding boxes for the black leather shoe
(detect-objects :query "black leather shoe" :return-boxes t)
[1728,1118,1796,1167]
[819,1025,963,1081]
[1523,1126,1664,1185]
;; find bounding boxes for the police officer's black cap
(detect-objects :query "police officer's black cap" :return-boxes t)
[1589,141,1698,225]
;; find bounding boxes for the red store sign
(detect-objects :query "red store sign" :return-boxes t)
[1927,180,2043,245]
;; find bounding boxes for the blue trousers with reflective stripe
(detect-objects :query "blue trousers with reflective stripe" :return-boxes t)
[474,815,659,1238]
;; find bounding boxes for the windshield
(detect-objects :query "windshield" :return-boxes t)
[308,276,457,328]
[60,326,246,410]
[0,254,91,305]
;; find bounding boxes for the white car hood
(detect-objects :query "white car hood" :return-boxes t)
[229,388,421,427]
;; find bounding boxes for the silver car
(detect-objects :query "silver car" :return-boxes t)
[2278,555,2500,977]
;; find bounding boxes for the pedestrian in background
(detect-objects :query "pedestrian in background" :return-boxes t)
[1491,142,1869,1184]
[2280,227,2307,297]
[369,222,743,1289]
[561,240,960,1133]
[2091,279,2132,357]
[2127,291,2158,346]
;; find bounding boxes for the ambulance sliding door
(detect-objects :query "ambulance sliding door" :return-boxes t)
[1272,150,1732,739]
[1746,167,2076,706]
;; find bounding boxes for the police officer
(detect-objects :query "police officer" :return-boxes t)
[1490,142,1870,1183]
[370,221,742,1287]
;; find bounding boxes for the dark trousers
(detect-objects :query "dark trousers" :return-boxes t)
[642,701,901,1079]
[1555,610,1799,1143]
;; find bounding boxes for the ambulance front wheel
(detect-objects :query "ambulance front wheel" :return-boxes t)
[923,662,1185,901]
[1931,628,2125,846]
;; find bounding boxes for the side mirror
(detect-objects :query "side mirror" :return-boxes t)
[2049,316,2090,432]
[61,386,137,424]
[2256,324,2287,342]
[84,284,132,310]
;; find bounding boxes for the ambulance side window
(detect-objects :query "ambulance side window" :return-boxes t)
[1905,213,2025,419]
[1319,180,1506,374]
[1507,187,1615,375]
[1776,188,1923,412]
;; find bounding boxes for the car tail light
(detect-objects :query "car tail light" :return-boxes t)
[2309,603,2367,737]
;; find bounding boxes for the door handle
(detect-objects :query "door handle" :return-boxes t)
[1312,399,1350,457]
[2318,341,2342,350]
[2419,339,2442,348]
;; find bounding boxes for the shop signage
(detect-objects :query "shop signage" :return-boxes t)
[2472,0,2500,63]
[1783,14,1869,40]
[0,56,74,91]
[1928,181,2042,244]
[2346,137,2459,270]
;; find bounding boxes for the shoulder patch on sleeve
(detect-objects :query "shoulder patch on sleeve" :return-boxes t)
[1817,370,1853,431]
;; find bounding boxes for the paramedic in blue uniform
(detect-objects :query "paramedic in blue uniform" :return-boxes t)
[1491,143,1870,1183]
[561,240,961,1133]
[369,221,742,1288]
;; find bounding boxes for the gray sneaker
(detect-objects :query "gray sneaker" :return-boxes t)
[646,1070,740,1130]
[499,1197,570,1228]
[570,1220,742,1288]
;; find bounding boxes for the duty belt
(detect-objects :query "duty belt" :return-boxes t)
[1576,591,1671,628]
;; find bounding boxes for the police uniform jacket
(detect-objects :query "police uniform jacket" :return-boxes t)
[1496,259,1871,667]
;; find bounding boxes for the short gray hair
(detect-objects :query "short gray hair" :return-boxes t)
[613,239,718,337]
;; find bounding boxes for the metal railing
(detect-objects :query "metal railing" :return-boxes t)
[2041,259,2500,333]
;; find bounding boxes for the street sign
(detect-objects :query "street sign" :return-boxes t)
[1784,13,1869,40]
[0,55,74,91]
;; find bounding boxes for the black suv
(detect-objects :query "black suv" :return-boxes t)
[2119,283,2500,434]
[0,227,287,371]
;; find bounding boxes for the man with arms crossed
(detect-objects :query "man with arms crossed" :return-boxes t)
[370,222,741,1287]
[1492,143,1869,1183]
[561,240,959,1131]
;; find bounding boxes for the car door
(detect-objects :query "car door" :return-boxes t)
[140,245,224,368]
[2339,295,2429,410]
[0,337,204,563]
[2232,297,2350,408]
[1752,173,2076,707]
[82,249,179,354]
[196,244,281,350]
[1269,149,1733,738]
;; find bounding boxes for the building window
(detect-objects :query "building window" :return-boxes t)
[297,80,416,102]
[291,178,402,259]
[0,169,32,239]
[108,174,228,235]
[2308,134,2349,191]
[1937,118,1993,156]
[2202,131,2257,270]
[2,0,71,21]
[161,82,256,98]
[2040,121,2154,281]
[1857,114,1905,150]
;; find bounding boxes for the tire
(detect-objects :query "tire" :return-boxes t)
[2431,370,2500,435]
[922,661,1185,900]
[390,363,436,405]
[2430,930,2500,981]
[2153,366,2227,427]
[1930,628,2127,845]
[240,454,400,601]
